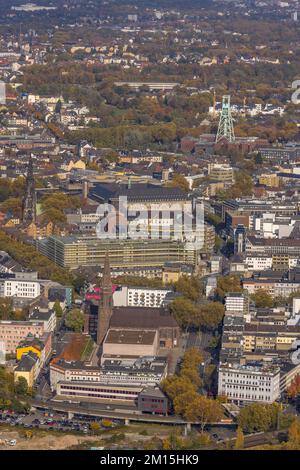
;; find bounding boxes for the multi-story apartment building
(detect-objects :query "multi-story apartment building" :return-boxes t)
[243,323,300,353]
[16,332,52,368]
[258,146,300,162]
[219,314,245,365]
[203,224,215,253]
[207,163,234,184]
[242,278,300,297]
[245,255,298,272]
[28,309,56,333]
[113,286,173,308]
[245,236,300,257]
[218,363,281,404]
[0,320,45,354]
[216,199,298,228]
[225,292,249,315]
[258,174,280,187]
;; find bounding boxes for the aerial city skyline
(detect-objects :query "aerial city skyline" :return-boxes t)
[0,0,300,458]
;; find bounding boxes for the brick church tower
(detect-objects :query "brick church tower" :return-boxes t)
[97,252,113,345]
[22,154,36,224]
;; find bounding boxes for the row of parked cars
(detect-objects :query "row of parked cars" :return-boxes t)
[0,409,120,434]
[29,417,90,433]
[0,411,27,427]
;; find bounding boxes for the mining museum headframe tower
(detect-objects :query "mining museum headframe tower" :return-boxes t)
[216,95,235,143]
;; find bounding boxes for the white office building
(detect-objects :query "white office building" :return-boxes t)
[218,363,281,404]
[113,286,172,308]
[4,279,40,299]
[246,255,273,271]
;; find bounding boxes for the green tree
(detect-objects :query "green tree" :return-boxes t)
[237,403,272,433]
[65,308,85,332]
[40,207,66,225]
[41,193,81,212]
[0,230,73,285]
[53,299,63,318]
[55,99,62,114]
[214,235,223,252]
[255,152,263,165]
[14,376,28,396]
[72,274,86,293]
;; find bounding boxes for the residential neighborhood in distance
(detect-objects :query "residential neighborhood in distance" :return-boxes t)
[0,0,300,455]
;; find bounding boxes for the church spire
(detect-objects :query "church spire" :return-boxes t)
[22,154,36,224]
[97,252,113,345]
[102,251,112,289]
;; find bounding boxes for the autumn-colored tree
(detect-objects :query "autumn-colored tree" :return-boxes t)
[162,437,172,450]
[216,171,253,199]
[251,289,274,308]
[101,419,113,428]
[161,433,184,450]
[90,422,101,432]
[0,197,22,218]
[174,275,202,302]
[169,296,198,329]
[0,230,73,285]
[173,391,199,416]
[234,427,244,450]
[0,298,15,321]
[287,375,300,399]
[162,348,203,402]
[181,348,203,370]
[237,403,272,433]
[183,395,223,432]
[170,297,224,330]
[216,395,228,404]
[216,275,242,301]
[41,192,81,212]
[10,177,26,198]
[180,368,202,387]
[162,375,197,401]
[288,419,300,447]
[197,302,225,330]
[166,174,189,193]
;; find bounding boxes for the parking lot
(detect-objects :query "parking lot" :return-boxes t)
[0,409,119,435]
